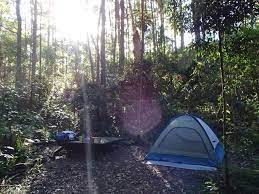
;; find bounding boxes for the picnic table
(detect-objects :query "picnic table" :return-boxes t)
[56,137,124,157]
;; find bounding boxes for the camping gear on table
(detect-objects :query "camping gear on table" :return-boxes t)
[145,114,224,171]
[55,131,78,142]
[54,130,124,156]
[56,136,124,156]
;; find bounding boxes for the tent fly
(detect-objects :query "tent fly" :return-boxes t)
[145,115,224,171]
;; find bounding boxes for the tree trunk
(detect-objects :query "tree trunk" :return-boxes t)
[126,0,130,60]
[39,6,42,79]
[218,29,230,191]
[87,34,95,82]
[95,3,102,84]
[74,45,80,87]
[179,0,184,49]
[150,0,156,60]
[15,0,22,92]
[0,10,4,81]
[24,13,28,84]
[100,0,106,85]
[141,0,145,62]
[129,0,141,63]
[113,0,119,66]
[31,0,37,100]
[192,0,201,44]
[173,2,177,52]
[159,0,165,55]
[119,0,125,74]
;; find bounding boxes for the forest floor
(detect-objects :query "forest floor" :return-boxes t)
[2,144,218,194]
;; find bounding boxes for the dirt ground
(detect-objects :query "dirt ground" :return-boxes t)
[2,145,218,194]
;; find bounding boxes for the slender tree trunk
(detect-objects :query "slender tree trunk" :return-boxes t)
[173,1,177,52]
[0,44,3,81]
[174,22,177,52]
[126,0,130,60]
[46,0,51,76]
[74,44,80,87]
[52,25,57,84]
[141,0,145,62]
[150,0,156,60]
[179,0,184,49]
[159,0,165,55]
[119,0,125,73]
[87,34,95,82]
[218,29,230,191]
[95,3,102,84]
[201,11,206,40]
[24,13,28,84]
[117,0,121,57]
[129,0,141,63]
[113,0,119,65]
[15,0,22,92]
[192,0,201,44]
[31,0,37,100]
[100,0,106,85]
[39,6,42,79]
[0,10,3,81]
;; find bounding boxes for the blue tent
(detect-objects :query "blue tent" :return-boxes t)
[145,115,224,171]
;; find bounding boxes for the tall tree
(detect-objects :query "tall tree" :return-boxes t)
[150,0,157,59]
[158,0,165,55]
[112,0,119,66]
[179,0,184,49]
[197,0,256,189]
[15,0,22,92]
[87,34,95,82]
[119,0,125,73]
[31,0,38,99]
[192,0,201,44]
[95,6,102,84]
[100,0,106,85]
[140,0,145,62]
[129,0,141,63]
[39,4,42,79]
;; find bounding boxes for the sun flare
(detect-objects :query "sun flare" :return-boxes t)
[54,0,99,42]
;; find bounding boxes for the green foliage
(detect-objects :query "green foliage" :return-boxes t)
[196,0,256,32]
[0,81,76,177]
[202,179,220,193]
[152,27,259,157]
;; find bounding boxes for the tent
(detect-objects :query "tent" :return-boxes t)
[145,114,224,171]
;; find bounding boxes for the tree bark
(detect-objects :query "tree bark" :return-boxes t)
[113,0,119,66]
[119,0,125,74]
[192,0,201,44]
[159,0,165,55]
[15,0,22,92]
[129,0,141,63]
[219,28,230,192]
[150,0,156,60]
[179,0,184,49]
[141,0,145,62]
[125,0,129,60]
[87,34,95,82]
[173,2,177,52]
[0,10,3,81]
[100,0,106,85]
[95,3,102,84]
[31,0,37,100]
[39,6,42,79]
